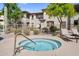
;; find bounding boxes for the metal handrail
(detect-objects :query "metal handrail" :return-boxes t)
[16,33,36,44]
[13,33,36,56]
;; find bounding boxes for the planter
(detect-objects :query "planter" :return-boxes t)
[33,29,40,35]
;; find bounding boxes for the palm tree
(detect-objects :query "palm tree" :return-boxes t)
[45,3,76,37]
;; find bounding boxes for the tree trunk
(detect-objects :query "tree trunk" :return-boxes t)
[57,17,62,37]
[59,17,62,38]
[60,22,62,38]
[67,16,71,30]
[13,21,17,55]
[13,33,17,56]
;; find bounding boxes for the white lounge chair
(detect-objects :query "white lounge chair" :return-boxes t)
[61,29,79,43]
[61,29,75,38]
[71,28,79,35]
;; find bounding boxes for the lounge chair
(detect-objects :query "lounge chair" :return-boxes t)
[71,28,79,36]
[61,29,75,38]
[61,29,79,43]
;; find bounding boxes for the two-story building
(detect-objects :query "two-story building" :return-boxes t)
[1,4,79,31]
[21,4,79,30]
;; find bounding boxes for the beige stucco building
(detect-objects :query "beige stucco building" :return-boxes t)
[0,4,79,31]
[21,8,79,30]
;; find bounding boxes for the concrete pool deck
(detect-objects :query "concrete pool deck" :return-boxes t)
[0,33,79,56]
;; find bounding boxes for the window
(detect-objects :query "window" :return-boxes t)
[47,21,54,27]
[0,19,3,21]
[36,14,43,19]
[74,20,78,26]
[26,22,29,26]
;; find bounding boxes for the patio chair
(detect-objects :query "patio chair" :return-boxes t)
[61,29,79,42]
[71,28,79,36]
[61,29,75,38]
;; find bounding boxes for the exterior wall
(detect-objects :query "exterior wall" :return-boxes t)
[43,12,68,29]
[0,15,4,25]
[43,12,79,29]
[71,14,79,28]
[22,14,41,28]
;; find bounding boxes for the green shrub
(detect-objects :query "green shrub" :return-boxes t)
[0,25,3,29]
[14,28,22,34]
[33,29,39,35]
[30,27,35,31]
[50,26,58,32]
[52,32,57,36]
[9,28,21,34]
[9,28,15,33]
[50,26,59,36]
[23,29,30,35]
[42,27,48,33]
[0,25,3,32]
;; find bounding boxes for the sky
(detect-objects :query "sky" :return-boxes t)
[0,3,4,11]
[0,3,49,13]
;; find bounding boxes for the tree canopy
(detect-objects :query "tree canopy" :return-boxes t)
[45,3,76,36]
[45,3,76,18]
[3,3,22,23]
